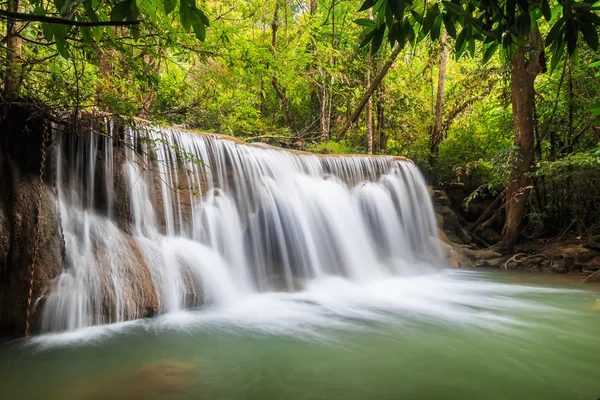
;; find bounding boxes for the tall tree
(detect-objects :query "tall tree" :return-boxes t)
[270,1,294,129]
[4,0,22,100]
[429,29,448,181]
[356,0,600,247]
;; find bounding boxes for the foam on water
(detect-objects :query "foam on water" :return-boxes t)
[27,270,577,349]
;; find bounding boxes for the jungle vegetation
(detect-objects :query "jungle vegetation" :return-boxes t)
[1,0,600,247]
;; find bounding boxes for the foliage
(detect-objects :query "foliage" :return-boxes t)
[357,0,600,65]
[307,140,358,155]
[530,146,600,232]
[1,0,600,238]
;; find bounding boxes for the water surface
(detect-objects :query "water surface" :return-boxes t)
[1,270,599,400]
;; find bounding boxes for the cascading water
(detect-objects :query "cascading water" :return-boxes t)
[38,122,444,333]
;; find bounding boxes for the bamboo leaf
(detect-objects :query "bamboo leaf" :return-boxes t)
[164,0,177,14]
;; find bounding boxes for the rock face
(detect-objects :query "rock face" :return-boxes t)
[0,108,63,336]
[432,188,506,268]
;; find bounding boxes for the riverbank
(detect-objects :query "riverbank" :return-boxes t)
[432,188,600,283]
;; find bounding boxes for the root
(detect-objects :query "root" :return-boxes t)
[503,253,554,271]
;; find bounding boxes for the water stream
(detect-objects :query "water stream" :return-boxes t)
[2,270,600,399]
[2,124,598,399]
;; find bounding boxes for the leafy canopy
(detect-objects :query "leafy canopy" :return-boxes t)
[20,0,210,58]
[356,0,600,67]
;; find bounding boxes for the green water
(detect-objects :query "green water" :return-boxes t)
[1,270,599,400]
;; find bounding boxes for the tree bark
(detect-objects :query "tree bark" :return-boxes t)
[502,28,545,248]
[320,75,331,141]
[4,0,22,101]
[336,45,402,141]
[376,86,385,153]
[365,66,374,154]
[270,3,293,129]
[428,30,448,182]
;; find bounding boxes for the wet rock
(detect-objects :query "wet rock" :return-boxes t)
[143,306,156,318]
[437,239,462,268]
[432,190,451,207]
[434,200,472,246]
[113,150,134,235]
[0,157,63,335]
[479,228,502,245]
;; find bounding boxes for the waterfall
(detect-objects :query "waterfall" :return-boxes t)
[38,123,444,332]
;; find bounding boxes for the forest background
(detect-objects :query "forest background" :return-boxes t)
[1,0,600,247]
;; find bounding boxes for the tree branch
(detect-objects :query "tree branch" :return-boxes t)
[0,10,140,26]
[336,45,402,141]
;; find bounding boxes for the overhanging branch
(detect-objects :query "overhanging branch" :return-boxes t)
[0,10,140,26]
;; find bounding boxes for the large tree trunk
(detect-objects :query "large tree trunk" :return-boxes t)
[428,30,448,182]
[4,0,22,101]
[336,45,402,141]
[502,29,545,248]
[270,3,293,130]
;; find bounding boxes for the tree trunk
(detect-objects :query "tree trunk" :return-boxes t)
[502,29,545,248]
[4,0,22,101]
[320,75,331,141]
[365,66,374,154]
[428,30,448,182]
[270,3,293,129]
[376,86,385,153]
[337,45,402,141]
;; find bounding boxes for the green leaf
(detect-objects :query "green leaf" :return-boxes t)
[111,1,130,21]
[442,1,466,16]
[359,27,377,48]
[51,24,69,58]
[468,38,475,56]
[423,4,439,34]
[358,0,376,12]
[482,42,498,64]
[129,0,140,20]
[83,0,98,22]
[164,0,177,14]
[42,23,54,42]
[193,21,206,41]
[81,26,92,46]
[579,20,599,50]
[54,0,66,13]
[545,17,564,46]
[411,10,423,24]
[196,8,209,26]
[371,24,386,54]
[442,13,456,38]
[541,0,551,21]
[354,18,377,27]
[550,39,565,73]
[565,19,578,55]
[430,15,442,41]
[33,6,46,15]
[455,28,467,59]
[180,0,192,31]
[388,0,405,21]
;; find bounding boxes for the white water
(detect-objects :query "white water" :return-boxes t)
[38,123,444,333]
